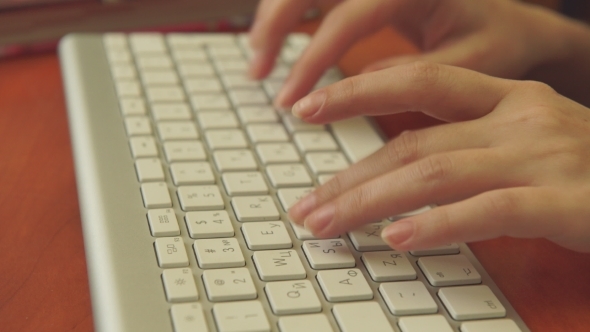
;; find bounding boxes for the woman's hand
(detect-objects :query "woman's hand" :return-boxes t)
[288,62,590,253]
[249,0,575,107]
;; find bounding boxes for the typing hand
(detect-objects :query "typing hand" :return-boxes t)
[248,0,569,108]
[288,62,590,253]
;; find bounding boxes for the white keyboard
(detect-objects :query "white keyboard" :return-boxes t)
[59,32,529,332]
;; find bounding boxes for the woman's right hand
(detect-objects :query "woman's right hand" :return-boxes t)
[248,0,576,108]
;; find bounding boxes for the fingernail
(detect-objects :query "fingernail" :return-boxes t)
[304,204,335,234]
[291,90,326,119]
[288,193,317,224]
[382,221,414,246]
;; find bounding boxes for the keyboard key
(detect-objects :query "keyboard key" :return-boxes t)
[213,59,249,74]
[229,89,269,107]
[252,249,306,281]
[163,141,207,162]
[302,239,355,269]
[170,162,215,185]
[178,62,216,77]
[103,33,128,50]
[147,208,180,236]
[119,98,147,115]
[439,285,506,320]
[203,268,257,302]
[348,223,391,251]
[194,238,245,269]
[209,48,245,60]
[398,315,454,332]
[129,136,158,158]
[170,303,209,332]
[316,269,373,302]
[242,221,292,250]
[116,80,142,97]
[330,117,384,163]
[282,113,325,133]
[129,33,167,54]
[184,77,223,93]
[332,302,394,332]
[136,55,174,70]
[379,281,438,315]
[262,79,284,98]
[418,254,481,286]
[191,93,231,110]
[135,158,165,182]
[213,301,270,332]
[213,149,258,172]
[362,251,416,282]
[162,267,199,302]
[289,221,321,240]
[222,172,269,196]
[185,210,234,239]
[151,103,191,121]
[409,243,460,256]
[231,196,280,222]
[461,319,522,332]
[278,314,333,332]
[256,143,300,164]
[154,237,189,268]
[246,123,289,143]
[140,182,171,208]
[305,152,349,174]
[197,111,239,129]
[146,86,185,103]
[237,106,279,124]
[293,131,338,153]
[170,49,208,62]
[265,280,321,315]
[277,187,314,212]
[266,164,312,188]
[177,185,224,211]
[317,174,335,185]
[221,74,261,89]
[205,129,248,150]
[141,70,179,86]
[157,121,199,141]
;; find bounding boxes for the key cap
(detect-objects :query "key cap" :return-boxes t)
[120,98,147,115]
[277,187,314,212]
[171,49,208,62]
[221,74,261,89]
[107,49,132,64]
[331,117,384,163]
[293,132,338,153]
[129,33,167,54]
[213,149,258,171]
[177,185,224,211]
[116,80,142,97]
[154,237,188,268]
[361,251,416,282]
[398,315,454,332]
[178,62,216,77]
[302,239,355,269]
[205,129,248,150]
[246,123,289,143]
[265,280,322,315]
[194,238,245,269]
[213,301,270,332]
[130,136,158,158]
[141,70,179,85]
[242,221,292,250]
[140,182,171,208]
[418,254,481,286]
[103,33,128,50]
[317,174,335,185]
[333,302,394,332]
[136,55,174,70]
[461,319,522,332]
[146,86,185,103]
[256,143,300,164]
[266,164,312,188]
[290,221,321,240]
[197,111,239,129]
[262,79,284,99]
[409,243,460,256]
[237,106,279,124]
[162,267,199,302]
[111,64,137,80]
[163,141,206,162]
[203,268,257,302]
[231,196,280,221]
[222,172,269,195]
[170,303,210,332]
[185,210,234,239]
[170,162,215,185]
[348,223,391,251]
[157,121,199,141]
[281,113,325,133]
[379,281,438,315]
[252,249,306,281]
[209,48,245,60]
[151,103,191,121]
[279,314,333,332]
[316,269,373,302]
[147,208,180,236]
[191,93,231,110]
[213,59,249,74]
[135,158,165,182]
[229,89,269,107]
[184,77,223,93]
[439,285,506,320]
[305,152,349,174]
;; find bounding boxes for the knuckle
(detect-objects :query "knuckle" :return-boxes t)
[482,191,520,220]
[342,185,374,218]
[517,80,557,97]
[387,130,421,165]
[413,154,455,183]
[403,61,443,88]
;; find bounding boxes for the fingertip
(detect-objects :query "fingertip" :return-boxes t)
[382,220,415,249]
[288,193,318,224]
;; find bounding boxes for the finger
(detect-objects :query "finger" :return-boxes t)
[381,187,590,253]
[274,0,398,107]
[299,148,527,238]
[291,62,515,123]
[248,0,314,79]
[289,121,489,222]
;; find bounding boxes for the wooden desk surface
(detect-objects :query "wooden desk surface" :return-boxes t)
[1,24,590,332]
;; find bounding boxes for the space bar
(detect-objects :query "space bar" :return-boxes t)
[330,117,384,163]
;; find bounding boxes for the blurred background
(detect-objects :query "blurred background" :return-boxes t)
[0,0,588,58]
